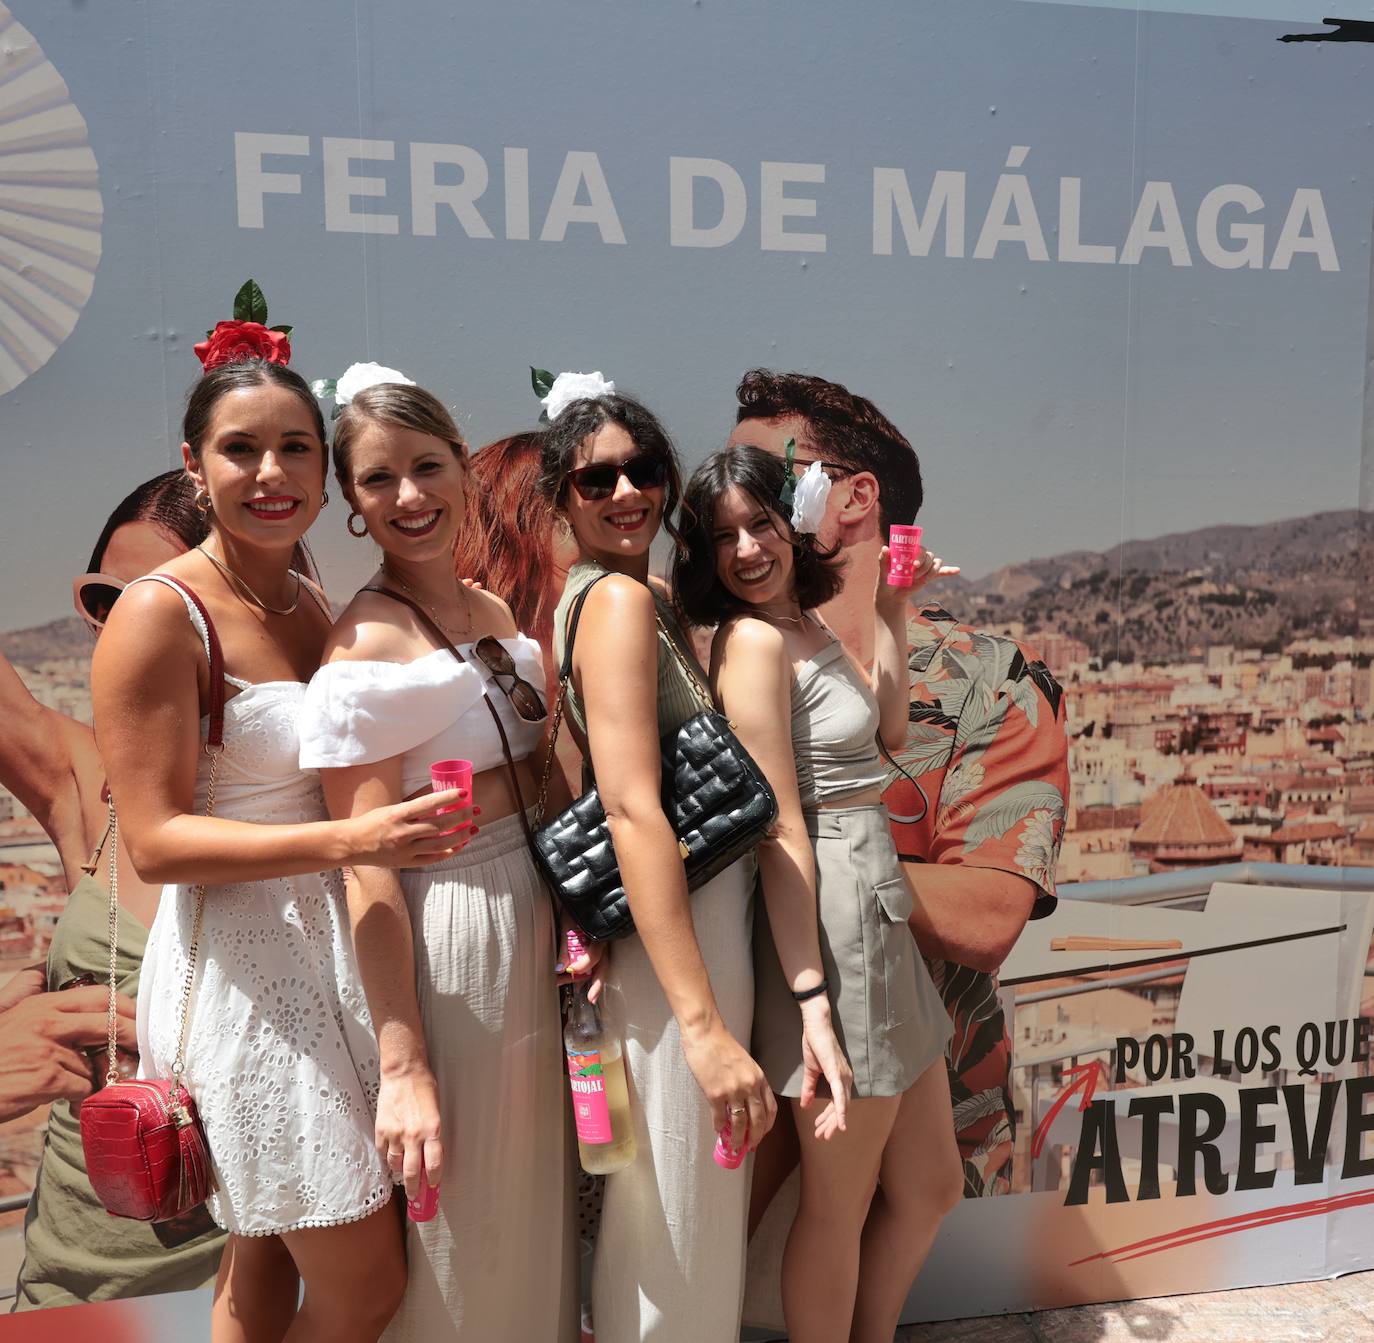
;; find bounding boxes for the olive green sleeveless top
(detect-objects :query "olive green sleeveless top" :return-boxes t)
[12,874,223,1311]
[553,560,707,744]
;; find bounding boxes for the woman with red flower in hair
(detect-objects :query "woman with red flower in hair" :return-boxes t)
[93,284,468,1343]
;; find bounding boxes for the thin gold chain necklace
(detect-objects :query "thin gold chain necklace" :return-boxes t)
[384,566,472,640]
[196,545,300,616]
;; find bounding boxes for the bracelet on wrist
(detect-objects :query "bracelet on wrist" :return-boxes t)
[791,979,830,1004]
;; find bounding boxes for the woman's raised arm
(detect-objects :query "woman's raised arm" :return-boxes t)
[92,582,463,884]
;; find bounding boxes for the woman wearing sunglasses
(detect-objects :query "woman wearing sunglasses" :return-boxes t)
[536,377,775,1343]
[3,471,230,1311]
[299,376,581,1342]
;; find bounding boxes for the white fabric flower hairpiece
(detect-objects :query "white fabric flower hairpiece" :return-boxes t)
[311,361,416,419]
[789,460,832,535]
[531,367,615,422]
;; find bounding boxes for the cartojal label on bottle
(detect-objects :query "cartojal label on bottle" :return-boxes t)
[567,1048,613,1143]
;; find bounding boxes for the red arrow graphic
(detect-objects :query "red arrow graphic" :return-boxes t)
[1031,1060,1111,1159]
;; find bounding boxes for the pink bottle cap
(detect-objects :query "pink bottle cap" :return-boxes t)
[713,1125,745,1170]
[407,1165,440,1222]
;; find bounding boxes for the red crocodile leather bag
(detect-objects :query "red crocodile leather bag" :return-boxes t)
[80,575,222,1222]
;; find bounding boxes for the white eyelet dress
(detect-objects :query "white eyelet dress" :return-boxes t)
[298,637,576,1343]
[134,577,390,1236]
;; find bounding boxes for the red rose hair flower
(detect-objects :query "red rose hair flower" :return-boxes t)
[193,280,295,373]
[194,320,292,372]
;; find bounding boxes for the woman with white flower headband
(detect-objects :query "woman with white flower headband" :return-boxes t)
[536,372,775,1343]
[299,366,585,1342]
[673,443,960,1343]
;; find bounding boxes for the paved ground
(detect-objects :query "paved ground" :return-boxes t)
[894,1271,1374,1343]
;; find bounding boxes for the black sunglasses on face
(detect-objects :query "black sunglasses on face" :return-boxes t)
[566,452,668,502]
[472,636,547,722]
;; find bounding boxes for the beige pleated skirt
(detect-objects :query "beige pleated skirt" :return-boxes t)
[590,857,756,1343]
[383,812,577,1342]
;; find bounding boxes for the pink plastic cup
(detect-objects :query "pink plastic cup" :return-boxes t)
[430,759,473,836]
[886,524,924,587]
[713,1124,746,1171]
[407,1163,440,1222]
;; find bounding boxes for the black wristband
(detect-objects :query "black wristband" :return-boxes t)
[792,979,829,1004]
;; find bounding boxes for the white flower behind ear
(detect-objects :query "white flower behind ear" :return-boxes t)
[333,361,416,407]
[789,461,832,534]
[541,370,615,422]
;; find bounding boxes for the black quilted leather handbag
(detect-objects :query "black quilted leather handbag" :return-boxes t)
[532,573,778,941]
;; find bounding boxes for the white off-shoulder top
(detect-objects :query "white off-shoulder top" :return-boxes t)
[298,637,546,797]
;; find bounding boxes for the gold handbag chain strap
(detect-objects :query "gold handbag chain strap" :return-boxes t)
[103,743,220,1092]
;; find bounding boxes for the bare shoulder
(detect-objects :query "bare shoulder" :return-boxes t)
[466,584,518,638]
[322,588,425,665]
[716,614,786,658]
[581,572,656,627]
[92,577,203,697]
[712,616,789,692]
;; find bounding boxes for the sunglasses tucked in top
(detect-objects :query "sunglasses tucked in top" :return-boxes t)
[472,636,547,722]
[566,452,668,502]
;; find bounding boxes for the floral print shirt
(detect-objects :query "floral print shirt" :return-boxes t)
[882,605,1069,1196]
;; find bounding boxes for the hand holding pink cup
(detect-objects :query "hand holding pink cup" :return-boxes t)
[430,759,473,838]
[407,1162,440,1222]
[886,524,923,587]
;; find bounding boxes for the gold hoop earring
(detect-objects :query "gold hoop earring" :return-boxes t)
[194,487,211,516]
[347,511,369,538]
[321,490,330,508]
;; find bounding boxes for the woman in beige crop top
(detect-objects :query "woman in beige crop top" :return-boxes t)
[675,444,961,1343]
[538,381,774,1343]
[301,379,584,1342]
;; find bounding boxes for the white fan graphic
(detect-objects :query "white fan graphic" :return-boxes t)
[0,4,102,396]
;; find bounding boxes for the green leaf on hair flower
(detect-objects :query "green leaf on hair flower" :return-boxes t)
[330,404,344,421]
[310,378,337,400]
[269,325,293,337]
[777,437,798,508]
[233,279,268,325]
[530,366,555,398]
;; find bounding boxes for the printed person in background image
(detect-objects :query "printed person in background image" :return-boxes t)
[731,370,1069,1206]
[1,470,226,1310]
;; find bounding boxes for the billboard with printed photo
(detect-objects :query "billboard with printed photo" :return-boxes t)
[0,0,1371,1332]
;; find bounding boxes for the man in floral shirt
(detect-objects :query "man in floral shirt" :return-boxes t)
[729,369,1069,1198]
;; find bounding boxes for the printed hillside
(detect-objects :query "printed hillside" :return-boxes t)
[0,617,90,667]
[945,510,1371,664]
[1,511,1368,668]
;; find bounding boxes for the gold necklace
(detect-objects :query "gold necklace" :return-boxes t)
[385,567,472,640]
[197,545,301,616]
[757,607,810,627]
